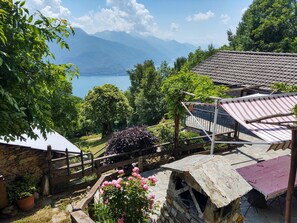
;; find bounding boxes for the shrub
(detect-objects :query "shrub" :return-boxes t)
[150,123,202,145]
[7,175,37,203]
[106,127,158,155]
[94,168,158,223]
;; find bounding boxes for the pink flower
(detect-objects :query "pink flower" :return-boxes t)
[132,172,140,178]
[132,167,139,173]
[150,193,155,199]
[118,169,124,175]
[118,217,124,223]
[148,176,157,184]
[115,183,121,188]
[101,181,110,188]
[111,180,117,186]
[141,177,147,185]
[128,176,133,181]
[143,184,148,190]
[117,178,123,183]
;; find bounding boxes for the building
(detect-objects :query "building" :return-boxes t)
[192,51,297,95]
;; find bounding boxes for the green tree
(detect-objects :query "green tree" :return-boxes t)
[0,0,77,141]
[127,60,165,125]
[228,0,297,52]
[50,78,83,138]
[161,71,227,153]
[185,45,218,71]
[158,61,173,80]
[174,57,187,72]
[84,84,132,137]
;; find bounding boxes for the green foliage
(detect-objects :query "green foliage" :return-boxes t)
[149,122,201,147]
[84,84,132,137]
[174,57,187,72]
[228,0,297,52]
[185,45,218,70]
[271,82,297,93]
[96,168,157,223]
[8,175,37,202]
[158,60,173,80]
[0,0,77,141]
[106,127,158,155]
[127,60,165,125]
[161,71,227,119]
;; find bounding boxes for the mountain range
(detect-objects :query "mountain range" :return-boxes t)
[49,28,197,76]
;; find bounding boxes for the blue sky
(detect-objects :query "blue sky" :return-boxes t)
[26,0,253,47]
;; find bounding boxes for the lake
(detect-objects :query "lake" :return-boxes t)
[72,75,131,98]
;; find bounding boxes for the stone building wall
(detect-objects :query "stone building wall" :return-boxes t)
[0,145,48,183]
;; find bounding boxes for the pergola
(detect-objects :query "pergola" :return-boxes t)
[182,92,297,223]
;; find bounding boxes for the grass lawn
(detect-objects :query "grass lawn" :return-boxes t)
[72,134,110,157]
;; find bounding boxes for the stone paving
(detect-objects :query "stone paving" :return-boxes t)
[142,134,297,223]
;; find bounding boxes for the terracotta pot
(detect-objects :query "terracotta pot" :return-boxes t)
[16,195,34,211]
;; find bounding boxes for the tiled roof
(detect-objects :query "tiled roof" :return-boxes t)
[192,51,297,88]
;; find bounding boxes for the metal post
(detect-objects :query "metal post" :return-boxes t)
[285,128,297,223]
[210,99,219,155]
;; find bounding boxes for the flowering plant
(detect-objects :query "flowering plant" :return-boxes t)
[97,167,158,223]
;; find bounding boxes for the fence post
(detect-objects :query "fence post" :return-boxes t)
[91,153,94,173]
[80,150,85,177]
[66,148,70,176]
[46,145,53,194]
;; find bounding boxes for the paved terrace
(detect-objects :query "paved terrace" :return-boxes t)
[142,135,297,223]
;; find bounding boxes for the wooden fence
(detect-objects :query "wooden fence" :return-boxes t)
[47,131,234,194]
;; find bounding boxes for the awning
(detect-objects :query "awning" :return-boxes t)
[219,92,297,150]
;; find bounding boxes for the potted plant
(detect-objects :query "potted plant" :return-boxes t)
[8,175,37,211]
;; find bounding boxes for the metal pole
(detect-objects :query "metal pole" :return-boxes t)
[181,102,212,141]
[285,128,297,223]
[210,99,219,155]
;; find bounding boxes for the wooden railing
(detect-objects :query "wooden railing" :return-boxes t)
[48,131,234,194]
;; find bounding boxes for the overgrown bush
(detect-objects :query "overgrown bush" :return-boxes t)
[106,127,158,155]
[150,123,202,145]
[93,168,158,223]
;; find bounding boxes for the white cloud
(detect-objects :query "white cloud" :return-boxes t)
[73,0,158,35]
[221,14,230,25]
[26,0,71,18]
[186,10,214,22]
[241,7,247,15]
[170,23,179,32]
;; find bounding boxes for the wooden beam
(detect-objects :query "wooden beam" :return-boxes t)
[285,128,297,223]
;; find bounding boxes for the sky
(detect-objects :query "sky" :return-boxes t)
[26,0,253,47]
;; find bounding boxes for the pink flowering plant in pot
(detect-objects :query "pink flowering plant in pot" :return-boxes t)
[95,167,158,223]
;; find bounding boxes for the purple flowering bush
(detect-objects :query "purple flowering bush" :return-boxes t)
[95,167,158,223]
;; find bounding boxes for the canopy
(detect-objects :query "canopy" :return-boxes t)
[219,92,297,150]
[0,129,80,153]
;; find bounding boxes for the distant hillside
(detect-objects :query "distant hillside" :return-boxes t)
[49,28,196,76]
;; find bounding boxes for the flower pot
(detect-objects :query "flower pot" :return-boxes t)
[16,195,34,211]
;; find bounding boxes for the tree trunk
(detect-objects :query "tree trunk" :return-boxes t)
[102,122,113,137]
[174,111,180,158]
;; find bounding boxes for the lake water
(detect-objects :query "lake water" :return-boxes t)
[72,75,131,98]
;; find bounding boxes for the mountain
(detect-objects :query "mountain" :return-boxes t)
[94,31,196,63]
[49,28,196,76]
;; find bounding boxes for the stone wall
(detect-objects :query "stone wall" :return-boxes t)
[157,172,244,223]
[0,145,48,183]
